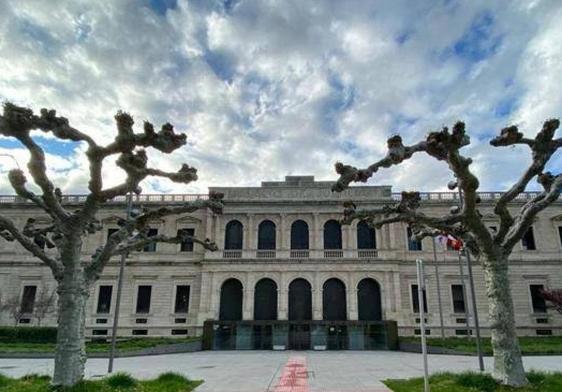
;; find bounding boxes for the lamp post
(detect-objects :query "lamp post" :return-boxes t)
[108,192,134,373]
[448,180,485,371]
[432,237,445,340]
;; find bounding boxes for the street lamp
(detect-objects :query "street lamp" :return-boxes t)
[448,180,485,372]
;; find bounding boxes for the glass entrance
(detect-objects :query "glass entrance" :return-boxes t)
[252,325,273,350]
[289,324,311,350]
[326,325,348,350]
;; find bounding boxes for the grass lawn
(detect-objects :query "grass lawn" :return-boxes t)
[0,372,202,391]
[400,336,562,355]
[385,371,562,392]
[0,337,201,354]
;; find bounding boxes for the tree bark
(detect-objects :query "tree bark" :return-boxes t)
[52,242,90,387]
[483,254,528,386]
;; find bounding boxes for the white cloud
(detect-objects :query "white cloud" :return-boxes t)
[0,0,560,196]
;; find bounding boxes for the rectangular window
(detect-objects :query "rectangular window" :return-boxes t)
[451,284,466,314]
[143,229,158,252]
[174,285,190,313]
[136,285,152,314]
[96,285,113,314]
[522,227,536,250]
[178,229,194,252]
[20,286,37,314]
[530,284,547,313]
[558,226,562,247]
[407,227,422,251]
[411,284,428,313]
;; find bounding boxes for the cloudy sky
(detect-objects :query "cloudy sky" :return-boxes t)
[0,0,561,195]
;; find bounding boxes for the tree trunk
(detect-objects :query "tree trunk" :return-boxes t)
[52,242,90,387]
[483,255,528,386]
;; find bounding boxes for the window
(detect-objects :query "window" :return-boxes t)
[20,286,37,314]
[290,220,309,249]
[143,229,158,252]
[258,220,276,250]
[357,221,376,249]
[323,220,342,249]
[451,284,466,314]
[107,228,119,241]
[521,227,536,250]
[411,284,428,313]
[407,226,422,251]
[177,229,194,252]
[96,285,113,313]
[174,285,190,313]
[558,226,562,247]
[530,285,547,313]
[135,285,152,314]
[224,220,243,249]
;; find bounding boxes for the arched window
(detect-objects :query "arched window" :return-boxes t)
[258,220,276,250]
[291,220,309,250]
[288,279,312,321]
[357,221,376,249]
[357,278,382,321]
[254,278,278,320]
[322,278,347,320]
[323,220,342,249]
[219,278,243,321]
[224,220,243,249]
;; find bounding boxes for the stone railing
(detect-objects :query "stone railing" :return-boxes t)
[390,191,547,202]
[0,193,209,205]
[212,249,378,260]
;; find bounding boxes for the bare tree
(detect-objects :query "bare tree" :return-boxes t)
[540,288,562,314]
[0,293,26,326]
[332,119,561,387]
[33,286,57,326]
[0,103,224,386]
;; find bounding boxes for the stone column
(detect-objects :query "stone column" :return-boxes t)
[243,272,253,320]
[280,213,287,249]
[313,213,320,250]
[348,273,358,320]
[279,273,288,320]
[313,272,322,320]
[246,214,254,250]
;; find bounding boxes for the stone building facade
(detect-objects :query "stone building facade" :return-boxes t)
[1,175,561,342]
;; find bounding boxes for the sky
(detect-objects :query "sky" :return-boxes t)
[0,0,561,195]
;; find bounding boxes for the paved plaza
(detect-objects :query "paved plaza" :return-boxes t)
[2,351,562,391]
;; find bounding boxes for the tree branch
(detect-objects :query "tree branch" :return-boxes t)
[0,216,63,279]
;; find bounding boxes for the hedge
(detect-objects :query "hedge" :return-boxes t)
[0,326,58,343]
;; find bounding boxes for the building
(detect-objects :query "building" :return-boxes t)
[1,176,561,349]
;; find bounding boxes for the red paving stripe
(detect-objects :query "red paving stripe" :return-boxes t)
[273,356,309,392]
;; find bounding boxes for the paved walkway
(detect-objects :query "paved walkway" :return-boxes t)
[2,351,562,392]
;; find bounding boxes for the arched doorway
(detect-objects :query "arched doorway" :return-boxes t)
[224,220,243,249]
[290,220,309,249]
[323,278,347,320]
[288,278,312,350]
[258,220,276,250]
[357,278,382,321]
[254,278,278,320]
[219,278,243,321]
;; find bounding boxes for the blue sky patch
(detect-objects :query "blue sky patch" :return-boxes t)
[148,0,177,16]
[452,11,502,62]
[203,49,237,83]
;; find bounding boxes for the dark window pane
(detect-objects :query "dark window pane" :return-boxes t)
[224,220,243,250]
[407,227,422,251]
[323,220,342,249]
[451,284,466,313]
[136,286,152,314]
[178,229,194,252]
[258,220,276,250]
[530,285,547,313]
[411,284,428,313]
[357,221,376,249]
[254,279,277,320]
[219,279,243,320]
[522,227,536,250]
[97,285,113,313]
[558,227,562,246]
[143,229,158,252]
[322,278,347,320]
[357,278,382,321]
[20,286,37,314]
[174,285,190,313]
[290,220,309,250]
[33,237,46,249]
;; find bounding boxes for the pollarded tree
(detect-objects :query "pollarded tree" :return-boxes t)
[0,103,224,386]
[332,119,561,387]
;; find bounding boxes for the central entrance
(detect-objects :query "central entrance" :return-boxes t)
[288,279,312,349]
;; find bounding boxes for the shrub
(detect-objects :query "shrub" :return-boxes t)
[0,327,57,343]
[105,373,137,389]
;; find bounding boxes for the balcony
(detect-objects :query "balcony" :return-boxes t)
[211,249,379,260]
